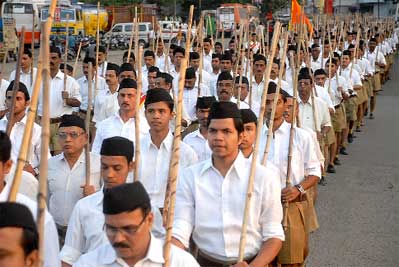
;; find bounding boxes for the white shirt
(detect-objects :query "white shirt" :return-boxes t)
[173,152,284,262]
[0,79,10,111]
[93,87,119,123]
[155,53,167,71]
[97,61,108,77]
[9,67,37,94]
[38,70,81,118]
[209,70,220,96]
[259,121,321,188]
[92,112,150,154]
[60,190,165,265]
[48,151,101,226]
[366,49,386,72]
[77,75,107,111]
[72,234,200,267]
[139,131,198,208]
[314,85,334,110]
[183,129,212,162]
[196,69,212,90]
[311,57,322,72]
[324,74,349,106]
[183,85,211,121]
[339,65,362,90]
[0,115,47,168]
[251,77,265,105]
[5,164,38,201]
[0,182,61,267]
[298,96,331,132]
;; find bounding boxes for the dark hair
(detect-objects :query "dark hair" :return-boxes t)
[203,37,212,44]
[148,66,159,74]
[106,62,120,76]
[21,228,39,256]
[144,50,155,58]
[214,42,222,48]
[206,117,244,134]
[49,46,61,58]
[189,51,200,60]
[348,44,355,50]
[97,45,106,54]
[0,131,11,162]
[253,54,267,64]
[314,68,327,76]
[6,81,30,101]
[158,72,173,84]
[342,50,351,57]
[169,44,177,51]
[23,48,32,58]
[123,51,136,62]
[173,46,185,56]
[267,82,288,103]
[221,52,232,62]
[120,62,134,72]
[83,57,96,67]
[272,58,280,68]
[325,57,338,66]
[212,53,222,60]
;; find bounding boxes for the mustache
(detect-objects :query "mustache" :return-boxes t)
[112,242,130,248]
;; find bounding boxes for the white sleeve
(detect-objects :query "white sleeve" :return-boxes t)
[91,122,104,154]
[60,203,85,265]
[44,212,62,267]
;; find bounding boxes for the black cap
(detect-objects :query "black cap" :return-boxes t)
[196,96,216,109]
[234,76,249,86]
[103,182,151,215]
[6,81,30,101]
[209,101,241,120]
[240,109,257,124]
[100,136,134,163]
[190,52,200,60]
[185,67,196,79]
[217,71,233,83]
[60,63,74,73]
[0,202,37,233]
[144,88,174,108]
[119,78,137,90]
[59,114,86,131]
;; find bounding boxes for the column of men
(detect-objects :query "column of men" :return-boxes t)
[0,20,398,267]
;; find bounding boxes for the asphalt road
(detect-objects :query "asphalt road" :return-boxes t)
[307,56,399,267]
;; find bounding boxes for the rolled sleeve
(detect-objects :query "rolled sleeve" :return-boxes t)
[303,133,322,178]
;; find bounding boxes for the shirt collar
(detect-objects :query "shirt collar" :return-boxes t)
[59,150,86,164]
[145,131,173,151]
[199,151,247,180]
[101,234,164,265]
[54,70,65,80]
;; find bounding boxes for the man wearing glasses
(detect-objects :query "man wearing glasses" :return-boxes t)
[60,137,164,267]
[47,114,101,245]
[217,71,250,109]
[73,182,199,267]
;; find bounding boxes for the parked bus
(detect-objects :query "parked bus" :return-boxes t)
[41,4,84,36]
[0,0,43,45]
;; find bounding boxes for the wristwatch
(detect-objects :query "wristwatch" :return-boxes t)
[294,184,306,194]
[33,167,40,177]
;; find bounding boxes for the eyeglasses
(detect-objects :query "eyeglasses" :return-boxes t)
[57,132,86,139]
[104,213,148,236]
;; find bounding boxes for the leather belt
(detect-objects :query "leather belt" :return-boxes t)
[334,104,341,109]
[79,109,94,116]
[196,249,256,267]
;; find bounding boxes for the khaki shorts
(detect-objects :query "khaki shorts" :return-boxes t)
[331,105,346,133]
[373,72,381,92]
[278,202,308,264]
[344,98,357,122]
[325,127,336,145]
[50,122,62,152]
[355,87,366,104]
[363,79,372,99]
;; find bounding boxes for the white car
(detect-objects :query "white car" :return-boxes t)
[105,22,154,47]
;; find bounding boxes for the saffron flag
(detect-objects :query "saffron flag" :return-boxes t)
[290,0,313,34]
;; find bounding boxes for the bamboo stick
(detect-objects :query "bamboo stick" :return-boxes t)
[237,22,282,262]
[126,16,136,64]
[163,6,194,267]
[236,24,249,109]
[37,2,57,266]
[134,8,139,71]
[63,14,70,106]
[72,41,82,78]
[198,13,204,97]
[134,45,143,182]
[6,28,25,136]
[248,51,253,108]
[261,31,289,166]
[94,2,100,96]
[31,10,35,88]
[85,63,93,186]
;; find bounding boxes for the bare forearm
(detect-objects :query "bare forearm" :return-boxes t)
[250,238,282,267]
[66,98,81,107]
[171,237,186,250]
[61,261,72,267]
[300,175,319,190]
